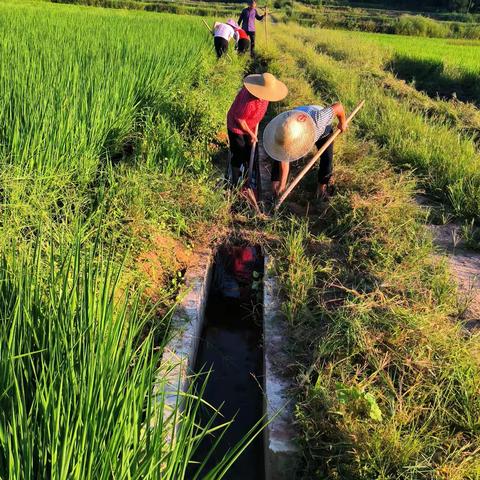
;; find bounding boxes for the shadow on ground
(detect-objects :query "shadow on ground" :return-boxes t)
[387,55,480,106]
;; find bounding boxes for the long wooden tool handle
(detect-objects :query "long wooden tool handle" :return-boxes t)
[248,124,259,185]
[275,100,365,210]
[202,19,213,33]
[264,5,268,46]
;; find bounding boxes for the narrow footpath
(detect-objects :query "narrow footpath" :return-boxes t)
[415,195,480,330]
[431,222,480,330]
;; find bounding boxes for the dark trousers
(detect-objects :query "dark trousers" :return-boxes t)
[270,131,334,184]
[228,129,252,170]
[214,37,228,58]
[246,31,255,56]
[315,131,334,185]
[237,38,250,54]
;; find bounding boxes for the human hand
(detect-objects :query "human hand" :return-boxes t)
[338,120,348,133]
[250,133,258,144]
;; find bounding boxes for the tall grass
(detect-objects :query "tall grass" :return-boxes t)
[0,2,246,476]
[257,30,480,478]
[0,1,207,177]
[272,24,480,218]
[0,238,249,478]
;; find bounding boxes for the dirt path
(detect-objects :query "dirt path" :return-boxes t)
[417,197,480,330]
[431,223,480,330]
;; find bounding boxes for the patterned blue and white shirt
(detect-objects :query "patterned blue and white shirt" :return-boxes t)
[295,105,334,142]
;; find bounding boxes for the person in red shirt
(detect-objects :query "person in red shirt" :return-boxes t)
[225,19,250,55]
[234,26,250,54]
[227,72,288,185]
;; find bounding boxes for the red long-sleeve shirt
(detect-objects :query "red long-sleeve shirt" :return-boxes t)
[227,87,269,135]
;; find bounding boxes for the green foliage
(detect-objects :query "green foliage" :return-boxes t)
[0,2,245,476]
[335,383,383,422]
[395,13,450,36]
[0,237,255,479]
[0,2,208,177]
[277,25,480,219]
[277,219,318,323]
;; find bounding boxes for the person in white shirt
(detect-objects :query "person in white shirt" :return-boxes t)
[213,19,238,58]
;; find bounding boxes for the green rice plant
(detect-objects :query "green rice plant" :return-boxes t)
[0,236,259,478]
[0,1,209,178]
[0,1,244,258]
[0,2,248,476]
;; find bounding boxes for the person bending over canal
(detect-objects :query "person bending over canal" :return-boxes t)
[227,72,288,186]
[213,20,236,58]
[264,103,347,200]
[234,25,250,54]
[238,0,266,57]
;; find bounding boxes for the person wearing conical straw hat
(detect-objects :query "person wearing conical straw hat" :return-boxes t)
[264,103,347,200]
[227,72,288,186]
[212,19,238,58]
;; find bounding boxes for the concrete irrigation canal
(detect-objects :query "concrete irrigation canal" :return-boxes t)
[160,240,299,479]
[191,245,264,478]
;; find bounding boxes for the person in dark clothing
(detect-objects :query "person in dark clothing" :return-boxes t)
[238,0,266,57]
[235,26,251,54]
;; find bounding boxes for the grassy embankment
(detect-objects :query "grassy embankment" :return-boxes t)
[269,25,480,219]
[249,23,480,479]
[0,2,248,477]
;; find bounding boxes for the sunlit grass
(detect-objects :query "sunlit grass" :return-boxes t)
[0,2,245,477]
[347,29,480,74]
[268,23,480,218]
[258,23,480,479]
[0,1,208,177]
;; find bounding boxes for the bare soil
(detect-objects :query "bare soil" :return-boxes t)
[430,223,480,330]
[416,195,480,330]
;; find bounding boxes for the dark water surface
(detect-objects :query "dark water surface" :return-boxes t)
[190,245,265,479]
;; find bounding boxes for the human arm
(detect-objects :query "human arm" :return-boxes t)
[237,119,258,143]
[255,8,266,20]
[278,161,289,194]
[238,10,244,26]
[332,102,347,132]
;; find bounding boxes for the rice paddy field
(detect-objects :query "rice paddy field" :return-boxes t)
[0,1,247,477]
[321,28,480,106]
[337,29,480,74]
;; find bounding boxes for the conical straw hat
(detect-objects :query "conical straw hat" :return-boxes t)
[227,19,239,29]
[263,110,316,163]
[243,73,288,102]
